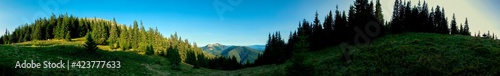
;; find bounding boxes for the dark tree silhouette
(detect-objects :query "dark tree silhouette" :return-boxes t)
[333,6,348,44]
[462,18,471,35]
[375,0,384,25]
[167,45,181,70]
[311,11,323,50]
[450,13,459,34]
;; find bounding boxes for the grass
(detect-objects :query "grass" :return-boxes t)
[297,32,500,75]
[245,32,500,75]
[0,44,171,75]
[2,32,500,75]
[0,37,286,75]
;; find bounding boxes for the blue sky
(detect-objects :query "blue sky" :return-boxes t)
[1,0,499,46]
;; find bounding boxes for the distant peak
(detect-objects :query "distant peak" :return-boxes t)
[214,43,223,45]
[207,43,225,47]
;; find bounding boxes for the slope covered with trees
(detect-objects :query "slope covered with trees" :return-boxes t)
[254,0,498,74]
[257,33,500,75]
[0,13,207,68]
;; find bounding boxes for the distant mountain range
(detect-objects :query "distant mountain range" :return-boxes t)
[246,45,266,51]
[200,43,264,63]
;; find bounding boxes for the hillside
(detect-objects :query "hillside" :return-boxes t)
[221,46,263,63]
[234,32,500,75]
[246,45,266,51]
[2,32,499,75]
[200,43,263,63]
[0,38,274,75]
[200,43,230,55]
[197,32,500,75]
[277,32,500,75]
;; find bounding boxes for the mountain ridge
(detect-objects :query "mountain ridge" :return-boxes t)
[201,43,263,63]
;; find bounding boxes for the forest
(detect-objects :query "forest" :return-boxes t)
[0,13,250,70]
[1,0,499,74]
[253,0,497,75]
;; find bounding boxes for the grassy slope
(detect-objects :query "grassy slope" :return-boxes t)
[2,32,499,75]
[0,38,265,75]
[229,32,500,75]
[303,32,500,75]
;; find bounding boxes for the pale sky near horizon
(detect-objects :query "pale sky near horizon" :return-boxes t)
[0,0,499,46]
[378,0,500,37]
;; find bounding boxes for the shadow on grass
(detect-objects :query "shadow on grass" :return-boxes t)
[0,44,159,75]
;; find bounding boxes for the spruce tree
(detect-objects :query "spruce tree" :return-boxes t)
[390,0,402,33]
[186,50,199,68]
[167,45,181,70]
[286,30,312,76]
[375,0,384,25]
[139,21,148,53]
[109,18,119,49]
[145,45,154,55]
[131,21,139,49]
[32,23,42,40]
[323,11,334,47]
[84,33,98,54]
[333,6,347,44]
[119,27,130,50]
[3,29,10,44]
[311,11,323,50]
[463,18,471,35]
[459,23,464,34]
[450,13,458,34]
[197,53,206,68]
[65,31,71,41]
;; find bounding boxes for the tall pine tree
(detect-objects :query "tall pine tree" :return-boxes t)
[450,13,458,34]
[375,0,384,25]
[84,33,98,54]
[462,18,471,35]
[109,18,119,49]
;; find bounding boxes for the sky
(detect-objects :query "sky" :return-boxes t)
[0,0,499,46]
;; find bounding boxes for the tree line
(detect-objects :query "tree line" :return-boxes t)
[0,13,86,44]
[389,0,471,35]
[0,13,211,70]
[183,46,254,70]
[253,0,496,75]
[0,12,254,70]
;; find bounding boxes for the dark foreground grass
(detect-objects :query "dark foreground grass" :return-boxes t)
[0,39,285,75]
[0,44,172,75]
[2,33,500,75]
[301,33,500,75]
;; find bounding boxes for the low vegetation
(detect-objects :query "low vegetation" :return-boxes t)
[283,33,500,75]
[0,37,292,75]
